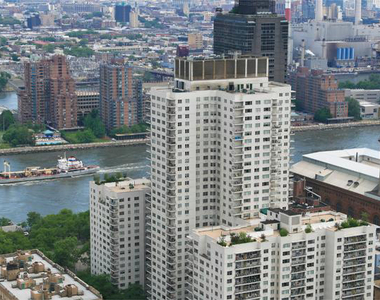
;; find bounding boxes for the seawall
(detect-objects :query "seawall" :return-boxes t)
[0,139,148,156]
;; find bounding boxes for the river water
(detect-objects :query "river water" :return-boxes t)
[1,92,380,223]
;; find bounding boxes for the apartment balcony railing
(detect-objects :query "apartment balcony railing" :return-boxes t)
[343,266,366,275]
[342,280,365,290]
[236,259,261,269]
[235,275,260,285]
[344,250,366,260]
[291,287,305,296]
[343,258,366,267]
[236,252,261,261]
[344,235,367,244]
[235,283,260,294]
[344,243,367,252]
[343,273,366,282]
[291,273,306,281]
[291,280,305,288]
[235,267,261,277]
[341,287,364,298]
[292,257,306,265]
[235,292,260,300]
[292,249,306,258]
[292,265,306,273]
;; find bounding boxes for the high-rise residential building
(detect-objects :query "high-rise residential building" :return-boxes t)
[186,209,376,300]
[114,3,131,23]
[26,14,41,29]
[90,178,149,289]
[147,55,292,300]
[18,55,77,129]
[49,55,77,129]
[129,10,139,28]
[288,67,348,119]
[99,60,143,130]
[213,0,289,83]
[18,57,51,125]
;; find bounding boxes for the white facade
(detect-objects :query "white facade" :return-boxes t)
[186,210,376,300]
[147,57,292,300]
[90,178,149,289]
[344,89,380,104]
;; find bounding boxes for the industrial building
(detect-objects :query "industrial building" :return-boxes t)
[147,55,292,299]
[291,148,380,226]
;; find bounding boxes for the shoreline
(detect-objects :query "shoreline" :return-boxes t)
[0,139,148,155]
[292,120,380,132]
[1,120,379,155]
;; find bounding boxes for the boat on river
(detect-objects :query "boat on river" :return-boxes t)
[0,154,99,184]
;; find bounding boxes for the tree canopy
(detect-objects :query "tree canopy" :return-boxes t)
[339,74,380,90]
[0,71,10,93]
[83,110,105,138]
[314,107,332,123]
[2,125,35,146]
[0,110,15,131]
[346,97,361,120]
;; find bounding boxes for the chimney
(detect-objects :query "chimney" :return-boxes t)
[315,0,323,21]
[322,39,326,59]
[355,0,362,25]
[301,39,305,67]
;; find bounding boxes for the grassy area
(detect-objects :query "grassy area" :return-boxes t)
[61,131,110,144]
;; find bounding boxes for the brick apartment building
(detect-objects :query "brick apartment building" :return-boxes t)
[18,55,77,129]
[289,67,348,119]
[99,60,142,130]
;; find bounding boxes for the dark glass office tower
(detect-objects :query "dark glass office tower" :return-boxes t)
[214,0,288,82]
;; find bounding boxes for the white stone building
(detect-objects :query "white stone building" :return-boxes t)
[147,56,292,300]
[90,178,150,289]
[186,209,376,300]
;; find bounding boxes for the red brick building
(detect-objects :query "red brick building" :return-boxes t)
[99,59,143,130]
[18,55,77,129]
[289,67,348,119]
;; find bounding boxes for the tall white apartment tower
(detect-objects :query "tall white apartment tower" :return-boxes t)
[147,56,292,299]
[90,178,150,289]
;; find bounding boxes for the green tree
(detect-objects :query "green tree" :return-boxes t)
[11,54,19,61]
[64,46,94,58]
[0,110,15,130]
[0,217,11,226]
[0,72,10,93]
[346,97,361,120]
[26,212,42,227]
[3,125,35,146]
[83,110,105,138]
[52,236,79,269]
[314,107,332,123]
[76,129,96,143]
[42,44,56,53]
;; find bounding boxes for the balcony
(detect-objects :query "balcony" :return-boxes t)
[344,243,367,252]
[236,267,261,277]
[342,280,365,290]
[344,250,366,260]
[343,273,366,283]
[291,273,306,281]
[235,283,260,294]
[341,287,364,298]
[292,249,306,258]
[343,266,366,275]
[235,275,261,285]
[344,235,366,244]
[236,259,261,269]
[292,242,306,250]
[291,280,305,288]
[235,292,260,300]
[291,265,306,273]
[236,252,261,261]
[291,287,305,296]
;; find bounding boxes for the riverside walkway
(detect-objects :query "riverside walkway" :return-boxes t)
[0,139,148,155]
[292,120,380,132]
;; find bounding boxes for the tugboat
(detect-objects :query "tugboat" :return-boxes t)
[0,154,100,184]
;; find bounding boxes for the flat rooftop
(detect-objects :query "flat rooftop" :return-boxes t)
[196,211,346,243]
[104,178,150,193]
[0,250,101,300]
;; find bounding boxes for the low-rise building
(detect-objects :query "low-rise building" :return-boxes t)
[0,250,102,300]
[186,210,376,300]
[90,178,149,289]
[344,89,380,104]
[291,148,380,225]
[359,101,379,119]
[76,91,100,120]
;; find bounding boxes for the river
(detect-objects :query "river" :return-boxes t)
[1,92,380,223]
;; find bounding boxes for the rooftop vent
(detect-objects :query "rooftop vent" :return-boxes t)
[353,181,360,188]
[347,180,353,186]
